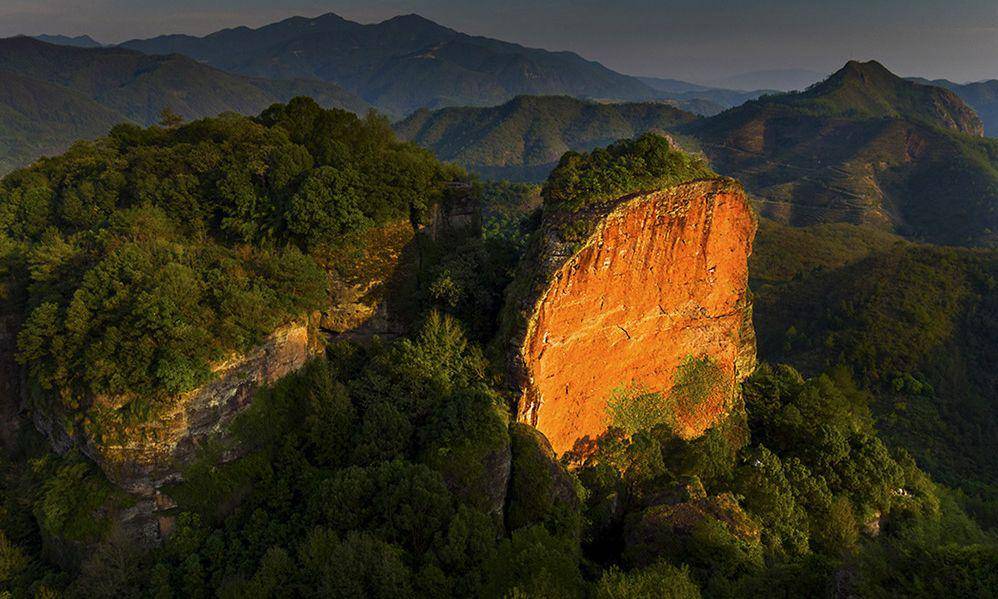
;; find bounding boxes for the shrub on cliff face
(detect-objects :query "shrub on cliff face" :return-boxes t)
[606,385,673,436]
[542,133,714,212]
[605,356,726,437]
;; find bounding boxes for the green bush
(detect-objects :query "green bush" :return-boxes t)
[542,133,715,212]
[595,562,701,599]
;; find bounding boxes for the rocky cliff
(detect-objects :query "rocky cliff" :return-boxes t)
[502,178,756,455]
[34,320,324,496]
[20,210,464,542]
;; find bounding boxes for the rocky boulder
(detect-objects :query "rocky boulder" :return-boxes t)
[505,422,580,532]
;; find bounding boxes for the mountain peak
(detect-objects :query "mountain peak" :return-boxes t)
[381,13,439,25]
[791,60,985,135]
[829,59,896,85]
[32,34,102,48]
[377,13,452,34]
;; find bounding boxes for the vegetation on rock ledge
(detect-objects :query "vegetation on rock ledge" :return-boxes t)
[542,133,715,212]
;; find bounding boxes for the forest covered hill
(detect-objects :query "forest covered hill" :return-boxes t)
[0,37,368,174]
[685,61,997,246]
[0,118,994,596]
[395,96,698,181]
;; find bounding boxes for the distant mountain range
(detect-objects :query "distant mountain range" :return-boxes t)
[908,77,998,136]
[0,37,367,174]
[685,60,995,246]
[33,34,102,48]
[5,15,996,245]
[397,61,997,247]
[638,77,777,116]
[705,68,827,91]
[120,13,665,117]
[395,95,698,181]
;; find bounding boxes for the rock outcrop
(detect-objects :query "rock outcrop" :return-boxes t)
[22,207,472,543]
[506,422,580,531]
[29,214,434,495]
[34,320,324,496]
[502,178,756,455]
[624,491,761,567]
[319,219,417,341]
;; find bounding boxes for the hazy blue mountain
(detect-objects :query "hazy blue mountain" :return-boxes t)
[121,13,661,117]
[706,68,825,91]
[638,76,775,115]
[636,77,712,94]
[33,34,102,48]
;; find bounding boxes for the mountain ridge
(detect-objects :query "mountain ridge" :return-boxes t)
[908,76,998,136]
[395,95,699,181]
[32,34,102,48]
[0,36,369,173]
[120,12,661,116]
[683,60,996,246]
[638,76,775,115]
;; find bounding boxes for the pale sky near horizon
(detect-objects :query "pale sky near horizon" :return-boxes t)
[1,0,995,83]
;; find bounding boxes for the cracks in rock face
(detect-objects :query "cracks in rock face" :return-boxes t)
[511,182,756,455]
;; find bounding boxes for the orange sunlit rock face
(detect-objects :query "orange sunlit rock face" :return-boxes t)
[509,179,756,455]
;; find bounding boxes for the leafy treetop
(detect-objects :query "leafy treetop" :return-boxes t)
[542,133,715,212]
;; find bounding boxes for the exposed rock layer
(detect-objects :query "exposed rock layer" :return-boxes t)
[36,320,324,496]
[504,179,756,455]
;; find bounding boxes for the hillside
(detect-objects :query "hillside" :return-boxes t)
[0,98,462,491]
[395,95,698,181]
[910,77,998,136]
[752,220,998,507]
[684,61,998,247]
[0,37,368,173]
[0,69,123,174]
[120,13,660,116]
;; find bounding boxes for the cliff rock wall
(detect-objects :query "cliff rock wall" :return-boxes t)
[35,320,324,496]
[503,179,756,455]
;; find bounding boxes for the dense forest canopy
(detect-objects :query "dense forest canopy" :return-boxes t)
[0,97,462,436]
[751,220,998,523]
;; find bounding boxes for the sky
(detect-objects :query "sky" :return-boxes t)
[1,0,996,84]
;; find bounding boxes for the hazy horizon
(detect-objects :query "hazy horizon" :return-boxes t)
[1,0,996,85]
